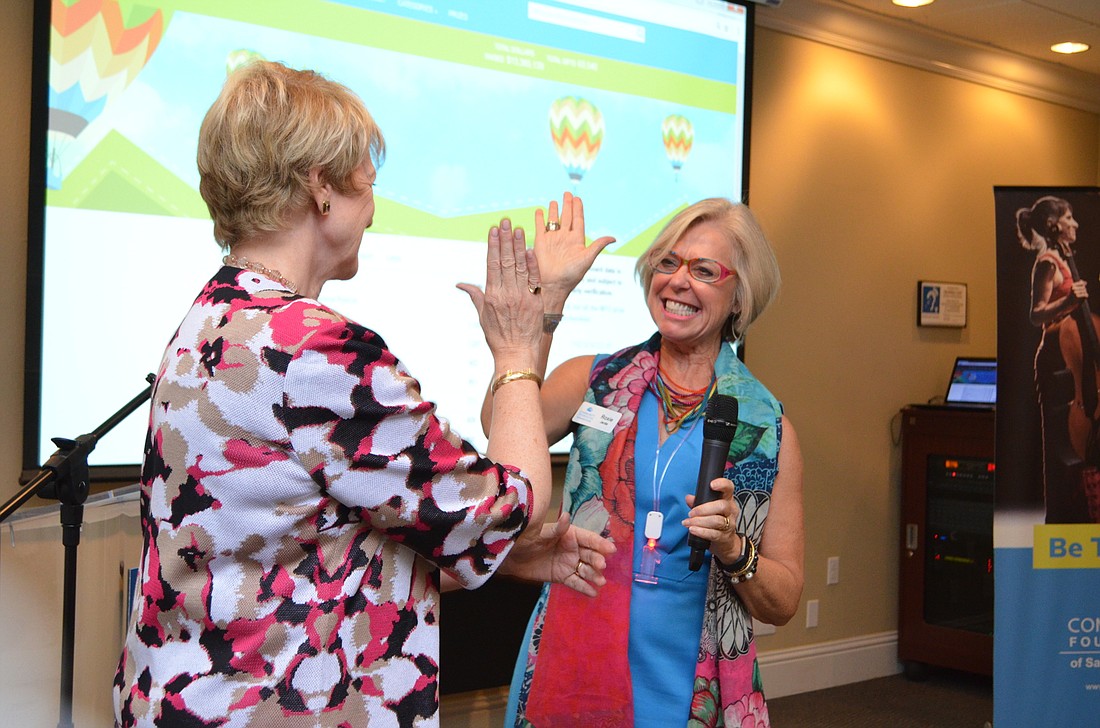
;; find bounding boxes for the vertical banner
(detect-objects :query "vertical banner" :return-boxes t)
[994,187,1100,724]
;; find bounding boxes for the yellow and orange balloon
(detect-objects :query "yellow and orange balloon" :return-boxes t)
[661,114,694,172]
[48,0,169,188]
[549,96,604,186]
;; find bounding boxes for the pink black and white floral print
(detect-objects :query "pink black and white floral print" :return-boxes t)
[114,267,532,728]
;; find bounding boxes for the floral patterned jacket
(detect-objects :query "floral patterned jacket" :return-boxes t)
[114,267,532,728]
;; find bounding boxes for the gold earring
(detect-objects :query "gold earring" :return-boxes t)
[321,200,331,215]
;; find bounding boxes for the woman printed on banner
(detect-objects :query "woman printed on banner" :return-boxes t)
[1018,194,1100,523]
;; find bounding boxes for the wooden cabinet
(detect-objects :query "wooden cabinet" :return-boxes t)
[898,405,994,677]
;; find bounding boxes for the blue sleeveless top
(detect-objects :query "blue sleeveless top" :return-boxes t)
[506,336,784,727]
[629,391,710,726]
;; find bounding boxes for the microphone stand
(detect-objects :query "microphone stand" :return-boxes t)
[0,374,154,728]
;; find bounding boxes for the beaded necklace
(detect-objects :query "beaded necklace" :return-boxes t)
[223,254,299,295]
[650,358,716,433]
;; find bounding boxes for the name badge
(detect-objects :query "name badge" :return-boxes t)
[644,510,664,540]
[572,402,622,433]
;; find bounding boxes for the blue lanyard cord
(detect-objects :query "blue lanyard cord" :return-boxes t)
[650,413,701,516]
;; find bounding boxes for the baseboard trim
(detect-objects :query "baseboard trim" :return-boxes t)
[758,630,901,698]
[439,631,902,725]
[440,686,509,728]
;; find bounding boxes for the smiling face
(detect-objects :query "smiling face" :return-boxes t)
[646,220,738,352]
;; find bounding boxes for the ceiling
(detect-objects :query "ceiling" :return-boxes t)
[754,0,1100,111]
[801,0,1100,78]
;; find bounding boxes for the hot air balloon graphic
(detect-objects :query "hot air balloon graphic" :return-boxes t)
[549,96,604,189]
[661,114,694,177]
[47,0,169,189]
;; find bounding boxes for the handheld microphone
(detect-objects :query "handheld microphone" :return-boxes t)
[688,394,739,571]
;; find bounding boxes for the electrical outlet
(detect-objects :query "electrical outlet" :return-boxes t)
[806,599,819,628]
[827,556,840,585]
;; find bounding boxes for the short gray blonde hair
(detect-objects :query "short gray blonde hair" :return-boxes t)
[635,199,781,341]
[197,60,385,248]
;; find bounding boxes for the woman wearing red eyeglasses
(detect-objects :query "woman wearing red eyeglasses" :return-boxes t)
[482,195,804,727]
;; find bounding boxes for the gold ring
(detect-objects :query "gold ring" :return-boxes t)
[528,284,542,295]
[722,515,731,532]
[545,220,561,232]
[573,563,583,578]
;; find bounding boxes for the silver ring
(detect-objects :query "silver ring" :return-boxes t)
[545,220,561,232]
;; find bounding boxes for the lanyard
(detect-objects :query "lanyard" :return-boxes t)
[647,413,700,540]
[637,412,701,584]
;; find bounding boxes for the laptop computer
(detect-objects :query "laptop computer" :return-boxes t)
[943,357,997,409]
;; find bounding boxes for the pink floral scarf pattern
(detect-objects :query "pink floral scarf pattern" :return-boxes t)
[514,334,782,727]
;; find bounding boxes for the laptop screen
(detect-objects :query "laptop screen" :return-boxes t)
[945,357,997,406]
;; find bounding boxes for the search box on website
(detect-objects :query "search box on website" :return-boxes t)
[554,0,743,42]
[528,2,646,43]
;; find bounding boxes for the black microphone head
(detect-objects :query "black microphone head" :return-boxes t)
[703,394,738,442]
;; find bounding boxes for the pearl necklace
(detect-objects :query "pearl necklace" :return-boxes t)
[223,254,299,294]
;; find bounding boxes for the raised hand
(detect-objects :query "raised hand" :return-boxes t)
[457,218,544,361]
[533,191,616,309]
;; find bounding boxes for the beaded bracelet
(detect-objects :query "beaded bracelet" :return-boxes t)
[717,534,759,584]
[491,369,543,396]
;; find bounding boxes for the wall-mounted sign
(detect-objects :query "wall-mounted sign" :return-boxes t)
[918,280,967,327]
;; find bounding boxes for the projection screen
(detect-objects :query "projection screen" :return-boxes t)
[24,0,754,478]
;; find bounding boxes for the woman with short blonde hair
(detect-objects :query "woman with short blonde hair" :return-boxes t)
[113,61,610,728]
[197,61,385,247]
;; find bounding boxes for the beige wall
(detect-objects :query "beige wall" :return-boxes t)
[2,0,1099,708]
[0,0,31,492]
[746,28,1099,648]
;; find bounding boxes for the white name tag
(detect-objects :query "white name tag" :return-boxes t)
[571,402,622,433]
[644,510,664,540]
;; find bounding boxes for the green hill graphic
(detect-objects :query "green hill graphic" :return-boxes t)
[48,131,209,218]
[48,130,679,255]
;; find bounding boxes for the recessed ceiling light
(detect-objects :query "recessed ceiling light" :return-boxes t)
[1051,42,1090,55]
[893,0,935,7]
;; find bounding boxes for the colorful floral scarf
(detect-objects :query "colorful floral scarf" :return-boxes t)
[513,333,782,727]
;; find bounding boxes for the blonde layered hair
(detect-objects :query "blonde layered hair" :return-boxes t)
[197,60,386,248]
[635,199,781,341]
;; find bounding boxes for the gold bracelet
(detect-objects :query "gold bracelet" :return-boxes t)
[491,369,543,396]
[718,535,758,583]
[730,537,758,583]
